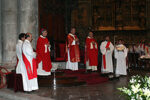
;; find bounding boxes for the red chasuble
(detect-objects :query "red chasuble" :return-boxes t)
[36,36,52,72]
[85,37,98,66]
[66,34,80,62]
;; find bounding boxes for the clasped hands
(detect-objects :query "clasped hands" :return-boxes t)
[91,41,96,45]
[106,47,110,50]
[75,38,79,44]
[46,42,50,47]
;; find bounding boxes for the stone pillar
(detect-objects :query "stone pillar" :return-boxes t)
[18,0,38,48]
[1,0,18,65]
[0,0,2,63]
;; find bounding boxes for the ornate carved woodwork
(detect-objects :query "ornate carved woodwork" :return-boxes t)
[92,0,146,31]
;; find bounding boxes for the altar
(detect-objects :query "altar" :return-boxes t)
[51,62,66,71]
[139,55,150,69]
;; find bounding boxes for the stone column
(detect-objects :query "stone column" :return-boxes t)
[1,0,18,65]
[18,0,38,48]
[0,0,2,63]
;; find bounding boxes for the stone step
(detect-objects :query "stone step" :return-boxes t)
[38,73,86,87]
[38,80,86,87]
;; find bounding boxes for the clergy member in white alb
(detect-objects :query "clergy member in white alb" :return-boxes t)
[115,39,128,77]
[16,33,26,74]
[100,36,114,73]
[22,33,38,92]
[138,40,145,55]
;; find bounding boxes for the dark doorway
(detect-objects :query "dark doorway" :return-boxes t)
[38,0,68,61]
[38,0,78,61]
[38,0,66,43]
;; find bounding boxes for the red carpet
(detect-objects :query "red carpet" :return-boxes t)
[56,69,108,85]
[63,69,86,74]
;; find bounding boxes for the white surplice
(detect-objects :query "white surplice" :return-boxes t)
[115,44,128,76]
[37,35,51,76]
[66,34,78,71]
[86,61,97,71]
[138,44,145,52]
[138,44,145,55]
[16,40,23,74]
[37,62,51,75]
[100,41,114,73]
[22,40,38,92]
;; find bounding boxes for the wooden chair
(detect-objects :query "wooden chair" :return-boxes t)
[54,42,66,61]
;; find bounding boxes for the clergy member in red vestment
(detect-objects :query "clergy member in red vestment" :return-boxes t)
[85,31,98,71]
[36,29,52,76]
[66,28,80,70]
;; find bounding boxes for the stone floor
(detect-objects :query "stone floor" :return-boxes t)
[37,77,128,100]
[0,77,128,100]
[0,69,149,100]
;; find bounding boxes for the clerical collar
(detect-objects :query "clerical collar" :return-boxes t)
[40,35,46,38]
[87,36,93,39]
[105,40,110,42]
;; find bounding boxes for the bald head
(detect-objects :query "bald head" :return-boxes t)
[88,31,93,38]
[105,36,110,41]
[118,39,123,44]
[71,28,76,35]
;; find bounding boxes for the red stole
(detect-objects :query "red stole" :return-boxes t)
[146,47,149,54]
[103,41,110,69]
[66,34,80,62]
[140,43,145,50]
[22,53,37,80]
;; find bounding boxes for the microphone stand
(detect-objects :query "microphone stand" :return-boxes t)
[113,35,117,77]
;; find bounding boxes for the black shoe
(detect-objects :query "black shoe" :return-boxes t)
[92,70,98,73]
[114,76,120,80]
[24,91,31,94]
[86,70,92,73]
[101,73,108,77]
[108,75,114,80]
[108,77,114,81]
